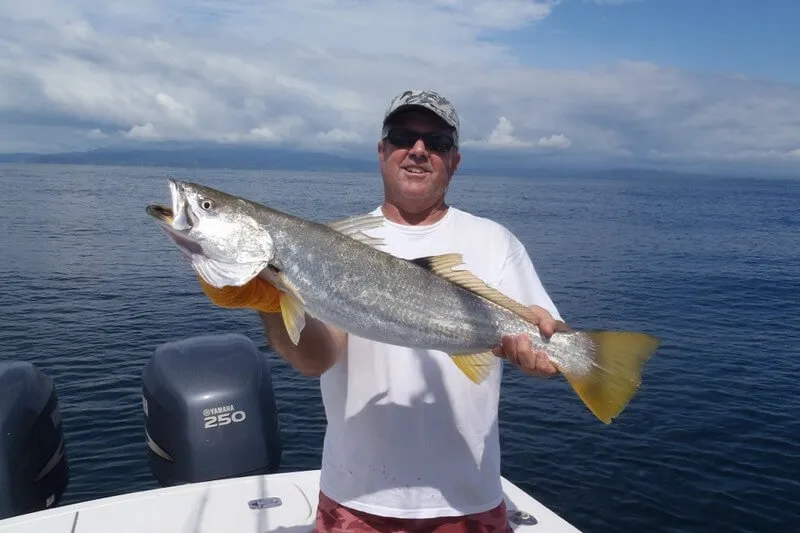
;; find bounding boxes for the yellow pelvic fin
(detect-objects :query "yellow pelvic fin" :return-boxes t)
[409,254,539,324]
[274,272,307,345]
[558,330,660,424]
[449,351,497,384]
[279,292,306,345]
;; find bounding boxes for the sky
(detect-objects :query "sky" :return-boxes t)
[1,0,799,174]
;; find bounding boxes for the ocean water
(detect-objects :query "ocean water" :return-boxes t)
[0,163,798,532]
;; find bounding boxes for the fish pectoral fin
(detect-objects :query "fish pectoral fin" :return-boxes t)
[559,330,660,424]
[409,254,539,324]
[327,214,386,248]
[449,351,497,384]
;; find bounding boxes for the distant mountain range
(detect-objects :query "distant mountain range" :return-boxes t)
[0,144,589,177]
[0,144,793,180]
[0,145,376,172]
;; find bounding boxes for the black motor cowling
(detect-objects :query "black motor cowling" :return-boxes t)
[0,361,69,519]
[141,333,282,486]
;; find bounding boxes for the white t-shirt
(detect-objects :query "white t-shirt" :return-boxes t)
[318,206,561,519]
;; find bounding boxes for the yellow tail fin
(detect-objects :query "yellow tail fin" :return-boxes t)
[559,331,660,424]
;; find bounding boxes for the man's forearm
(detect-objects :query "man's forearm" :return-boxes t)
[259,312,344,377]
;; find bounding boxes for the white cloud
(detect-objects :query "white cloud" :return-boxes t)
[123,122,159,140]
[316,128,364,145]
[476,117,571,150]
[245,127,281,143]
[537,134,572,149]
[485,117,530,148]
[0,0,798,172]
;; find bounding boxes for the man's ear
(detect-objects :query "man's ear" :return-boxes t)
[450,150,461,173]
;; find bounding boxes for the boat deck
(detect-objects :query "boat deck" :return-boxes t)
[0,470,580,532]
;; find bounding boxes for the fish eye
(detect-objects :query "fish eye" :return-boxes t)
[199,198,215,211]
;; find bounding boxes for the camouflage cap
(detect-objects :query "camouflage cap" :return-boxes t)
[382,90,460,147]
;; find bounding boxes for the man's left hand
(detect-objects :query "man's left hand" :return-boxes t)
[492,306,570,378]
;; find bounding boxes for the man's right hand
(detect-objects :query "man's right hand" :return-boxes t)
[196,275,282,314]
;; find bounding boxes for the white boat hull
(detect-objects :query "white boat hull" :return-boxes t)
[0,470,580,532]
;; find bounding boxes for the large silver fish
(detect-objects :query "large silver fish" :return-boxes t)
[147,179,660,424]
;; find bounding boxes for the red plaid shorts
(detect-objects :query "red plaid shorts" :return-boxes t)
[314,491,512,533]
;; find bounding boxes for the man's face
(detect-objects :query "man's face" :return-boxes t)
[378,109,461,215]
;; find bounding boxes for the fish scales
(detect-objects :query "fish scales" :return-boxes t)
[267,213,525,353]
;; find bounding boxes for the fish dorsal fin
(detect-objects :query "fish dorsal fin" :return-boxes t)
[326,214,385,247]
[409,254,540,324]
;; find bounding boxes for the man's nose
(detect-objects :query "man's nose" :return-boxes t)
[408,138,429,156]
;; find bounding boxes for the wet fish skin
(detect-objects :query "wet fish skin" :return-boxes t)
[147,179,660,424]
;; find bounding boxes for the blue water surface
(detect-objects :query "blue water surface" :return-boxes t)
[0,164,798,532]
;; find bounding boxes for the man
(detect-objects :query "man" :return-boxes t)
[198,90,568,532]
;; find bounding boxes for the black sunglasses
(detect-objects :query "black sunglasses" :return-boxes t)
[384,128,456,153]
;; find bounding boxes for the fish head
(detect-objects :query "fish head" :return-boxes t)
[147,179,275,288]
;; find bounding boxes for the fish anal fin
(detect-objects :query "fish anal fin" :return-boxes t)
[559,331,660,424]
[449,351,497,384]
[409,254,538,324]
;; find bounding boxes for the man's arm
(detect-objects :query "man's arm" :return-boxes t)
[259,312,346,377]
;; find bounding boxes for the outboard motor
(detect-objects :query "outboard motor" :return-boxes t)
[0,361,69,519]
[142,333,282,486]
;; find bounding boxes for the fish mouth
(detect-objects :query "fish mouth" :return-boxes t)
[146,181,205,256]
[146,204,174,224]
[146,178,196,231]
